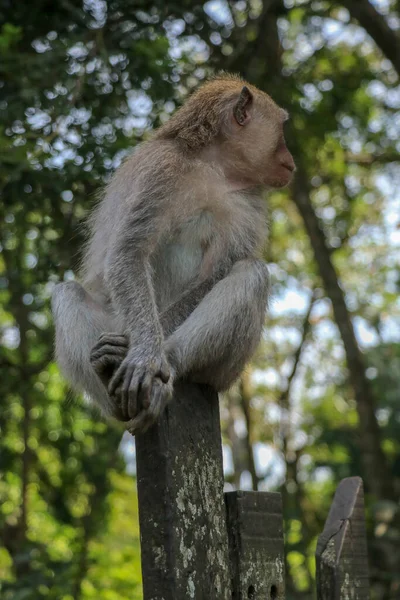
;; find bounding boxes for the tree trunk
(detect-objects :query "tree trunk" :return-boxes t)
[292,167,393,500]
[223,0,394,501]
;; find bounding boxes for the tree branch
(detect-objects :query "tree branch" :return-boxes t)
[239,371,261,490]
[342,0,400,77]
[346,151,400,165]
[279,289,316,412]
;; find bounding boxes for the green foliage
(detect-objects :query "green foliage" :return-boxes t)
[0,1,207,598]
[1,1,399,599]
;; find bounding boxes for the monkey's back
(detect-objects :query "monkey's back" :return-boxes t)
[79,141,191,301]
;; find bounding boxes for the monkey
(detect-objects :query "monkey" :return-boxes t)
[51,74,295,435]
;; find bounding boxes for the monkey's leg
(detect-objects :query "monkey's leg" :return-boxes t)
[165,259,269,391]
[86,280,212,427]
[127,259,269,434]
[52,281,127,418]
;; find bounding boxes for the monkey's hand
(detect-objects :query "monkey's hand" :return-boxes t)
[108,348,173,422]
[124,374,174,435]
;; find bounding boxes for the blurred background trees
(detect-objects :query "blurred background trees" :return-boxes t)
[0,1,399,598]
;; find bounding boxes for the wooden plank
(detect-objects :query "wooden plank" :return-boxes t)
[316,476,370,599]
[135,382,231,600]
[225,491,285,599]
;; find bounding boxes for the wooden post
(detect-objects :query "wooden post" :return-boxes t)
[135,382,231,600]
[316,477,370,599]
[225,491,286,599]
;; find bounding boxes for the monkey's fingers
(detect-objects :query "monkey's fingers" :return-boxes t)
[156,370,170,384]
[97,333,129,347]
[147,382,166,421]
[146,379,172,424]
[126,380,172,435]
[127,405,159,435]
[91,335,128,358]
[156,362,171,384]
[139,371,154,410]
[126,411,150,436]
[120,364,139,420]
[117,395,130,422]
[108,361,128,397]
[137,356,171,411]
[111,391,128,422]
[126,369,148,419]
[90,344,127,365]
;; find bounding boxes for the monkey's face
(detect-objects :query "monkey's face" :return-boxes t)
[228,86,296,189]
[262,122,296,189]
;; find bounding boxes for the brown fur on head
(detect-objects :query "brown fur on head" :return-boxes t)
[156,73,252,149]
[155,73,295,189]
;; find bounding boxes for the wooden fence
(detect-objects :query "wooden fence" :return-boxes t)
[135,383,369,599]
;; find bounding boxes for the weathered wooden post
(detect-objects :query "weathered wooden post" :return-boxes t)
[135,382,287,599]
[135,382,231,599]
[316,477,370,599]
[225,491,285,599]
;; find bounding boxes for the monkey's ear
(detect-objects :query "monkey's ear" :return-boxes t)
[233,86,253,126]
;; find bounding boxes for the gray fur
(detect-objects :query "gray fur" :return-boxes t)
[52,77,293,434]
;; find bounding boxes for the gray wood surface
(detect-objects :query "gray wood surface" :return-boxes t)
[316,476,370,599]
[135,382,231,600]
[225,491,286,599]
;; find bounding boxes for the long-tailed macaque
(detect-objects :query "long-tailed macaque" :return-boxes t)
[52,74,295,434]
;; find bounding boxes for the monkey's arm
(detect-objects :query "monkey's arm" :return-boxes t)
[105,197,173,420]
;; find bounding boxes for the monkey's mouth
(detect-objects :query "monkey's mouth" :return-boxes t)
[280,161,295,173]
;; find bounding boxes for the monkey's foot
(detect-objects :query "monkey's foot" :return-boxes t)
[108,350,173,423]
[90,333,129,389]
[125,375,174,435]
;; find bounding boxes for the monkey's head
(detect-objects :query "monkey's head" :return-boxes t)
[224,83,296,189]
[156,74,296,190]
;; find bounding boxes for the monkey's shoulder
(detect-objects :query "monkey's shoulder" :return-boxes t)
[114,140,192,189]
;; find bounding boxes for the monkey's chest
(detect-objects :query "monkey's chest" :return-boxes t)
[152,212,214,308]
